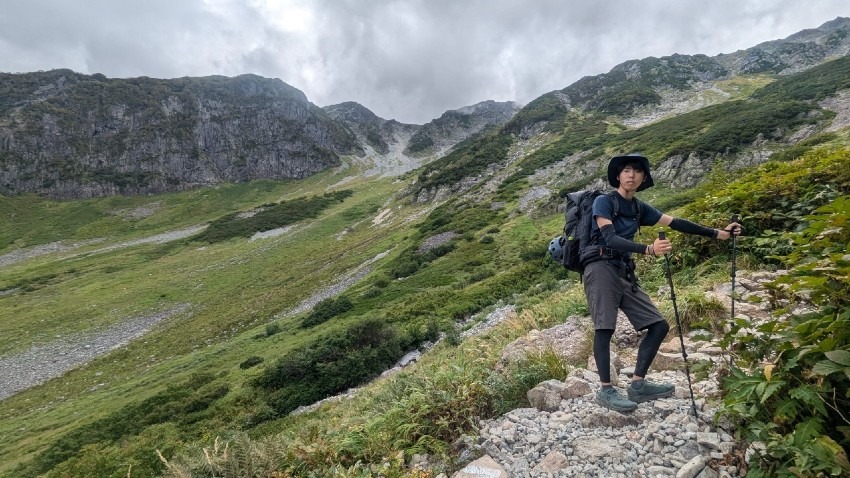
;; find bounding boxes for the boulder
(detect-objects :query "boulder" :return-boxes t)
[532,450,569,474]
[527,379,565,412]
[498,316,591,368]
[453,455,508,478]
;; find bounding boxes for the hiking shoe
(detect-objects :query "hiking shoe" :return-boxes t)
[627,380,675,403]
[595,387,637,413]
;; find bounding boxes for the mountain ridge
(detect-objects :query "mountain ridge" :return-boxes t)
[1,17,848,200]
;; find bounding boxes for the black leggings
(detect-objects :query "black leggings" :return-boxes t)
[593,320,669,383]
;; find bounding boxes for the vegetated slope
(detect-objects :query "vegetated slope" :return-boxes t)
[434,55,850,202]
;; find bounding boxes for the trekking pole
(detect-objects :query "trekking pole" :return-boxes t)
[659,231,699,417]
[730,214,739,323]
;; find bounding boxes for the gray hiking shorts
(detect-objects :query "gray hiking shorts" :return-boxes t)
[582,260,666,331]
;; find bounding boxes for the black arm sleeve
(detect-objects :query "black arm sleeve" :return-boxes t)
[600,224,648,254]
[669,218,718,238]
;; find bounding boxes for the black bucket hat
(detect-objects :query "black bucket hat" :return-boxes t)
[608,153,654,191]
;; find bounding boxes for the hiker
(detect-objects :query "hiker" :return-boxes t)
[585,154,742,412]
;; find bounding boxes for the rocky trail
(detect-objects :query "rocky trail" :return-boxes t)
[444,270,794,478]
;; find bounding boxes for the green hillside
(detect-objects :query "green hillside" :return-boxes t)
[2,58,850,477]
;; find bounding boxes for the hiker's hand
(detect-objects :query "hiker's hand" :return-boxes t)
[717,222,743,241]
[653,237,672,255]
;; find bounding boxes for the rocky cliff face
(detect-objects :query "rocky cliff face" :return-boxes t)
[0,69,521,199]
[0,71,360,198]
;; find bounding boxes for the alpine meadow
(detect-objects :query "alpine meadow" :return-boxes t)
[1,17,850,478]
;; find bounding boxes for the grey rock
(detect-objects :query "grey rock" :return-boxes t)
[453,455,508,478]
[527,380,566,412]
[532,450,569,474]
[561,376,593,399]
[697,432,722,451]
[676,455,706,478]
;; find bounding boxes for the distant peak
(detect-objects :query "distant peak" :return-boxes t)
[322,101,384,123]
[453,100,523,115]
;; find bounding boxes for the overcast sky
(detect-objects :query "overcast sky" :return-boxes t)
[1,1,847,124]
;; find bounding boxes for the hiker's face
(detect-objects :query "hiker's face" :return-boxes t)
[618,165,645,190]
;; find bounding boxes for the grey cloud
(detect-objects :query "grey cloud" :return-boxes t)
[0,0,847,123]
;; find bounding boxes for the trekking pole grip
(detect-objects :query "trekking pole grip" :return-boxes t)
[658,231,666,240]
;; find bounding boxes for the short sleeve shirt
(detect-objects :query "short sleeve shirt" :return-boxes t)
[590,192,662,253]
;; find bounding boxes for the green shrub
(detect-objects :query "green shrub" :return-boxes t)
[468,268,495,284]
[752,56,850,103]
[674,291,727,334]
[499,112,611,191]
[673,147,850,266]
[387,242,457,279]
[487,348,569,415]
[193,190,353,243]
[719,195,850,477]
[610,99,823,161]
[254,318,419,416]
[414,131,512,195]
[240,356,264,369]
[389,256,420,279]
[503,93,569,134]
[301,296,354,328]
[374,277,390,288]
[265,322,282,337]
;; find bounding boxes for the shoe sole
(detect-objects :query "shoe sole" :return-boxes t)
[628,389,674,403]
[595,397,637,413]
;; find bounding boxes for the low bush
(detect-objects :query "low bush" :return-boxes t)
[254,318,429,416]
[301,296,354,328]
[193,190,353,243]
[265,322,282,337]
[674,148,850,267]
[240,356,264,369]
[719,195,850,476]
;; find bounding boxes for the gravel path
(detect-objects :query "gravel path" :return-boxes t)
[0,304,190,401]
[277,250,391,317]
[471,378,739,477]
[83,225,206,255]
[0,225,207,268]
[0,239,104,267]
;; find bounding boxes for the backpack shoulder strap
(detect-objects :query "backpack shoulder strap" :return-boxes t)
[606,191,620,218]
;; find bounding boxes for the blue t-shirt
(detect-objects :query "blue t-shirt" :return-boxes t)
[590,192,662,254]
